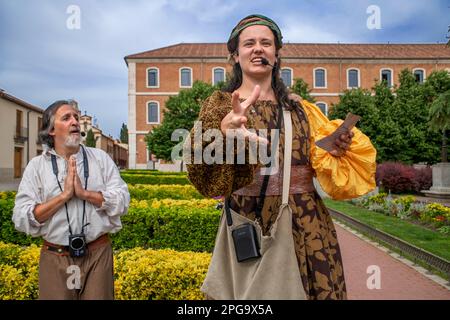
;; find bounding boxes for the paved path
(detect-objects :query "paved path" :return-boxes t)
[0,180,20,192]
[335,222,450,300]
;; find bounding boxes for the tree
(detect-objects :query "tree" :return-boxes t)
[327,71,443,164]
[447,25,450,46]
[85,129,96,147]
[290,78,315,102]
[146,81,217,161]
[371,80,400,162]
[120,123,128,144]
[429,90,450,162]
[420,70,450,162]
[328,88,380,147]
[386,69,441,164]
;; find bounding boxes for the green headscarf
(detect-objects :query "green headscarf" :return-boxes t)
[227,14,283,53]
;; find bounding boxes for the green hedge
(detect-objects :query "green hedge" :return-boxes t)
[1,199,220,252]
[121,170,187,176]
[0,192,16,200]
[115,248,210,299]
[0,199,42,246]
[128,184,204,200]
[0,242,210,300]
[0,242,40,300]
[121,174,190,185]
[111,205,220,252]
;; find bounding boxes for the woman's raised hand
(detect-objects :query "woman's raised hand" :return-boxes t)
[220,85,268,144]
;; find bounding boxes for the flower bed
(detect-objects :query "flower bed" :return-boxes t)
[351,193,450,234]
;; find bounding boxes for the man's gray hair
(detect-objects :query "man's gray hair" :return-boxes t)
[39,99,79,148]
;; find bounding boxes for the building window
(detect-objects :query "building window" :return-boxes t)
[37,117,42,139]
[180,67,192,87]
[147,68,159,87]
[147,102,159,124]
[380,69,393,87]
[314,68,327,88]
[16,110,22,136]
[316,102,328,116]
[413,69,425,84]
[281,68,292,87]
[213,67,225,85]
[347,68,360,88]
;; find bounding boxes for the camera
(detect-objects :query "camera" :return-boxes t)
[232,223,260,263]
[216,201,224,210]
[69,233,87,258]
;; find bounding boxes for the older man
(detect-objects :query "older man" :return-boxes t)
[13,100,130,300]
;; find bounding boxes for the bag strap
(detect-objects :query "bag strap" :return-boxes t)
[281,109,293,205]
[254,104,284,219]
[225,104,285,226]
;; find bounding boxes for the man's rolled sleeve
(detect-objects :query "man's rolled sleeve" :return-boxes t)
[12,162,45,236]
[95,156,130,218]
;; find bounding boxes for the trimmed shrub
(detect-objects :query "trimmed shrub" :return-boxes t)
[114,248,210,300]
[0,192,16,200]
[121,170,187,176]
[0,199,42,246]
[128,184,204,200]
[413,166,432,193]
[130,198,218,209]
[121,174,190,185]
[0,242,210,300]
[376,162,419,194]
[376,162,432,194]
[0,242,40,300]
[0,192,219,250]
[111,205,220,252]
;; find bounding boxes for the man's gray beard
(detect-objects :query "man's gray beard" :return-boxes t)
[64,135,81,148]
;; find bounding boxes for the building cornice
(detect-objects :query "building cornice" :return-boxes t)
[125,58,450,65]
[0,90,44,113]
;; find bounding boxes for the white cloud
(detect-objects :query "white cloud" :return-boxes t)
[282,18,359,43]
[1,0,448,138]
[168,0,239,22]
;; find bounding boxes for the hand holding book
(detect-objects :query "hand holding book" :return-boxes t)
[315,113,361,156]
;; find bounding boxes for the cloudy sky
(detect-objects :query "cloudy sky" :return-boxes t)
[1,0,449,138]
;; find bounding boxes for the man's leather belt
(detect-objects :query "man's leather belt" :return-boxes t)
[43,234,110,256]
[233,164,315,196]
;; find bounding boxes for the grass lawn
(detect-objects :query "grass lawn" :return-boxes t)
[323,199,450,262]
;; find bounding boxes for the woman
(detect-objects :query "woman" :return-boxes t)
[186,14,376,300]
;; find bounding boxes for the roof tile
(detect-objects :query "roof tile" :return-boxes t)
[125,43,450,60]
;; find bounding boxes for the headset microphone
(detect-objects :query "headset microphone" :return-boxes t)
[260,58,274,68]
[80,131,86,137]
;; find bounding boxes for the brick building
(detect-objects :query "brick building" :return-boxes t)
[80,114,128,169]
[0,89,44,181]
[124,43,450,169]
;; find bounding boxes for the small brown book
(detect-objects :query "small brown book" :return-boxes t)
[315,113,361,152]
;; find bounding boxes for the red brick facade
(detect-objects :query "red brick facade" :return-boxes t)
[125,43,450,168]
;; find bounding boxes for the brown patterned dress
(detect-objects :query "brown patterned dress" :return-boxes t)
[187,91,351,300]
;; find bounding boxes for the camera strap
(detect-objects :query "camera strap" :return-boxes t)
[51,145,89,235]
[226,104,284,226]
